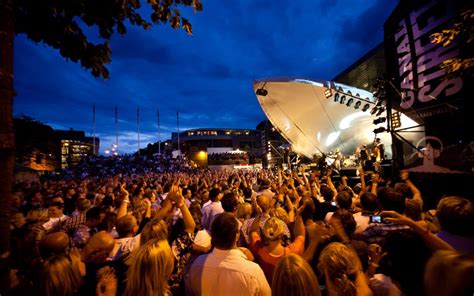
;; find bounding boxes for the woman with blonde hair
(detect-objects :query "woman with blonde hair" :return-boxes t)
[38,250,85,296]
[318,242,372,296]
[139,219,169,246]
[425,250,474,296]
[272,253,320,296]
[124,239,174,296]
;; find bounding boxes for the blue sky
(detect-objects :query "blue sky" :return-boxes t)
[13,0,398,153]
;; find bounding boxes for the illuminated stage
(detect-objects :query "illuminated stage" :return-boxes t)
[254,78,424,159]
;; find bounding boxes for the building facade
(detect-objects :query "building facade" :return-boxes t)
[55,129,99,169]
[171,128,262,168]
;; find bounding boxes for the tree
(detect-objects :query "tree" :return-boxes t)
[0,0,202,293]
[430,9,474,77]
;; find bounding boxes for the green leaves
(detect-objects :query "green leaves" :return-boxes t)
[14,0,203,79]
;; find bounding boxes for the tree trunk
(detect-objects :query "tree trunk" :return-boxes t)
[0,0,15,294]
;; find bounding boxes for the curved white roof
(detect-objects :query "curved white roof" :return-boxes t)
[254,78,424,158]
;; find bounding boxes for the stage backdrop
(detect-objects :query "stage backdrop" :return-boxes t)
[384,0,472,173]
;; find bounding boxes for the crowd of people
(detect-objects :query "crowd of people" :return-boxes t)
[8,154,474,295]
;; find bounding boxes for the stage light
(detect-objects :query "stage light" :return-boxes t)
[373,127,386,134]
[376,107,385,116]
[362,104,370,112]
[354,101,361,109]
[373,117,386,125]
[371,107,378,115]
[391,111,401,129]
[340,95,346,104]
[325,88,332,98]
[256,88,268,96]
[355,93,360,97]
[347,90,352,95]
[346,98,354,107]
[334,93,340,102]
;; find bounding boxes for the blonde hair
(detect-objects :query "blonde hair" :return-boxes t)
[124,239,174,296]
[271,207,289,224]
[140,219,169,246]
[26,209,49,224]
[272,254,320,296]
[425,250,474,296]
[318,242,361,296]
[39,253,83,296]
[236,203,252,221]
[263,217,284,241]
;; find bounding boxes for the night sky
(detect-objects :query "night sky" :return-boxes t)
[13,0,398,154]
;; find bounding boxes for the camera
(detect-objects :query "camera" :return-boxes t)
[330,201,337,206]
[369,215,383,223]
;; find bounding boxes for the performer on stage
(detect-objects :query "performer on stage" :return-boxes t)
[358,144,370,167]
[333,148,343,171]
[372,138,384,172]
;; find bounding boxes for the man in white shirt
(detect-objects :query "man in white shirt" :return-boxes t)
[187,212,271,296]
[109,214,140,260]
[43,200,69,232]
[201,188,224,231]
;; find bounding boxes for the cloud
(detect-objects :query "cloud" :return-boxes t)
[13,0,396,153]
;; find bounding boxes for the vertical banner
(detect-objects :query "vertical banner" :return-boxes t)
[384,0,471,172]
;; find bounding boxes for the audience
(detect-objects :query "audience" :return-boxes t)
[7,155,472,296]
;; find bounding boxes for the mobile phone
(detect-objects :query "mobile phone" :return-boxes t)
[369,215,383,223]
[330,201,337,206]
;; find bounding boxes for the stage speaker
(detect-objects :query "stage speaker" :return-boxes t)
[340,167,358,177]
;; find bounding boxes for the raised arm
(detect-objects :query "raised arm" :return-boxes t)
[117,183,130,220]
[381,211,454,251]
[400,170,423,206]
[358,166,367,194]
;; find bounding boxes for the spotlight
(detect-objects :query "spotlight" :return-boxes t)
[391,112,401,129]
[371,107,378,115]
[362,104,370,112]
[334,93,340,102]
[373,127,386,134]
[376,107,385,116]
[346,98,354,107]
[347,90,352,95]
[325,88,332,98]
[256,88,268,96]
[340,95,346,104]
[354,101,361,109]
[373,117,386,125]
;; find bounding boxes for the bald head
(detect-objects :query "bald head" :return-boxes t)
[82,231,115,263]
[257,194,271,213]
[39,232,69,258]
[87,231,115,250]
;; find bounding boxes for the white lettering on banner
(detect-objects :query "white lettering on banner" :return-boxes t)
[394,1,462,110]
[410,1,448,40]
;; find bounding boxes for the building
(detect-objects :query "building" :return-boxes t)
[55,129,99,169]
[333,43,387,92]
[256,120,290,168]
[14,116,60,172]
[171,128,262,168]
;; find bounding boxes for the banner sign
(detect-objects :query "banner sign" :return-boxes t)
[384,0,471,172]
